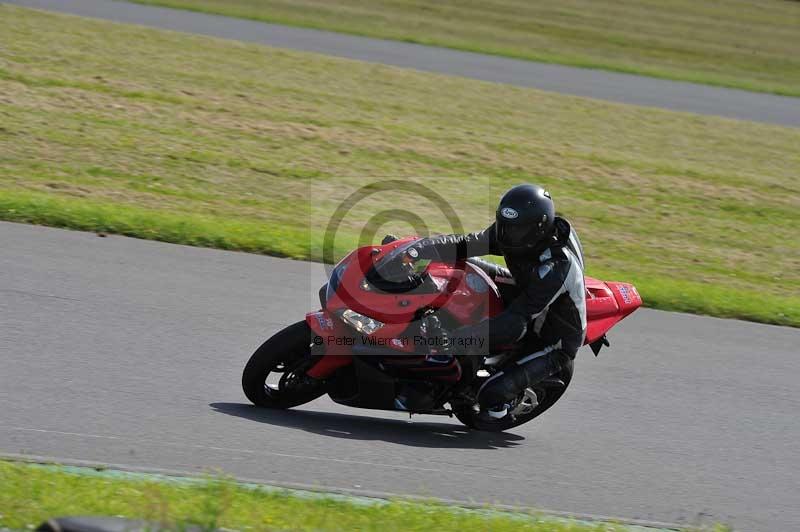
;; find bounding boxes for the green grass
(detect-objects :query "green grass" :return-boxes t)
[1,460,708,532]
[128,0,800,97]
[1,6,798,327]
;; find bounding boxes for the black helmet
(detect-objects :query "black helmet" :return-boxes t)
[495,184,555,255]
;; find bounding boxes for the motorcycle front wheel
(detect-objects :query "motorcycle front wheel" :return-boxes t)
[455,359,574,432]
[242,320,324,408]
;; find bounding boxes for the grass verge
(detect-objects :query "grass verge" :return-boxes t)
[0,460,708,532]
[128,0,800,97]
[1,6,798,326]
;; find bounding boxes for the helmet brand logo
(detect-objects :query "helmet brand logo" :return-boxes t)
[500,207,518,219]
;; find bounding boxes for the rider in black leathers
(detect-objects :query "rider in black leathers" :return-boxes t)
[408,184,587,413]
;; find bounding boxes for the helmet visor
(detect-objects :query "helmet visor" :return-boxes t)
[497,221,543,249]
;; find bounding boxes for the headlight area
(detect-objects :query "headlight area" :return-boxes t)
[338,309,384,335]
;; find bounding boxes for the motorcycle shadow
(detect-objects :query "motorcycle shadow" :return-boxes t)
[209,402,525,449]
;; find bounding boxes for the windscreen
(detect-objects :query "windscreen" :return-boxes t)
[325,257,349,304]
[368,239,439,293]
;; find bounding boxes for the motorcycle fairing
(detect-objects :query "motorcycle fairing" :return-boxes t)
[305,310,353,378]
[328,356,401,411]
[324,239,505,327]
[584,277,641,344]
[307,237,642,386]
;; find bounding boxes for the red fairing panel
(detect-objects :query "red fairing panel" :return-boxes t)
[430,262,504,326]
[584,277,641,344]
[305,310,353,378]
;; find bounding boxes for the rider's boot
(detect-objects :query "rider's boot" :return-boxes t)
[477,348,570,410]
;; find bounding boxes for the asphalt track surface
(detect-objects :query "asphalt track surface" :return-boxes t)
[2,3,800,528]
[2,222,799,530]
[7,0,800,128]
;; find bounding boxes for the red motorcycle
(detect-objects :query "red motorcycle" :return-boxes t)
[243,237,641,431]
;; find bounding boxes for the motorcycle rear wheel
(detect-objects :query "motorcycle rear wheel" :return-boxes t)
[242,320,324,408]
[455,359,573,432]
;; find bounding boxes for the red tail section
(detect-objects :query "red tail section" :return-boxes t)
[585,276,641,344]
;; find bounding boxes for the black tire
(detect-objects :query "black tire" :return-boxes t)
[455,359,574,432]
[242,320,324,408]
